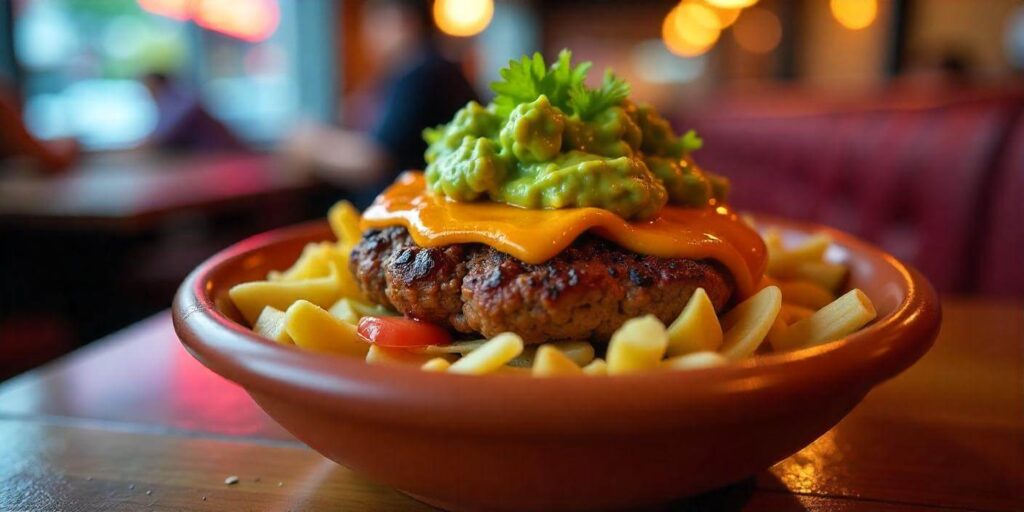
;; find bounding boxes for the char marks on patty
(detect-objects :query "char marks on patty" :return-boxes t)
[349,226,734,344]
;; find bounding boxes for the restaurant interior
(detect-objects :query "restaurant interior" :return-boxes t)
[0,0,1021,510]
[2,0,1021,378]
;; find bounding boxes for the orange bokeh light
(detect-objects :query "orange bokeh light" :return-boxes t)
[830,0,878,30]
[704,0,758,8]
[433,0,494,37]
[194,0,280,42]
[705,4,742,28]
[662,3,722,57]
[732,6,782,54]
[138,0,281,42]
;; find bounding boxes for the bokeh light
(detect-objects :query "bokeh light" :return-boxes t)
[633,39,707,84]
[194,0,281,42]
[662,3,722,57]
[675,2,722,34]
[830,0,878,30]
[732,6,782,54]
[14,1,79,69]
[25,80,158,149]
[139,0,281,42]
[433,0,494,37]
[704,0,758,9]
[684,0,741,29]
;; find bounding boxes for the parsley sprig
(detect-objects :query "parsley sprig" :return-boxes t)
[569,70,631,120]
[490,50,630,120]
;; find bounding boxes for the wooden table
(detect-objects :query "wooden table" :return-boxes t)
[0,152,315,233]
[0,151,323,371]
[0,299,1020,511]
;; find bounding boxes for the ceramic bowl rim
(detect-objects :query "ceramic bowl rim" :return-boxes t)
[172,217,941,436]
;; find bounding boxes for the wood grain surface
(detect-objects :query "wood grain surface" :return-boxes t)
[0,152,314,232]
[0,298,1021,511]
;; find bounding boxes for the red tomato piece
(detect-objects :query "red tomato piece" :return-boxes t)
[357,316,452,347]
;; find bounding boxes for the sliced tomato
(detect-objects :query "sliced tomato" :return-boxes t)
[357,316,452,348]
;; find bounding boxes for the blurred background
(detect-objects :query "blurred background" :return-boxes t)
[0,0,1021,379]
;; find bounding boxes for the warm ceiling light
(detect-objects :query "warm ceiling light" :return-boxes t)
[830,0,878,30]
[662,3,721,57]
[675,2,722,34]
[704,0,758,9]
[708,5,742,28]
[433,0,494,37]
[732,6,782,54]
[682,0,740,29]
[663,6,718,57]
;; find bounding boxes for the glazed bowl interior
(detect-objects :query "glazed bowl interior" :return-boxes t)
[173,218,941,512]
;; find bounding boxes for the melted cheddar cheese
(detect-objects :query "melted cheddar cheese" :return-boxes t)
[361,172,767,297]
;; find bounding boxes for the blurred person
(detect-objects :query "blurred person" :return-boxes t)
[142,72,246,152]
[286,0,478,206]
[0,83,77,173]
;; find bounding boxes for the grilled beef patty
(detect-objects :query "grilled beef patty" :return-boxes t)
[350,226,733,344]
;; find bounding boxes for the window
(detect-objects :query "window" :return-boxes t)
[11,0,334,150]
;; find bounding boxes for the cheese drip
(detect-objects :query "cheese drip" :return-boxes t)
[362,172,767,297]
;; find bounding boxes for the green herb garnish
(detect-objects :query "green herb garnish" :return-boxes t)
[491,50,631,121]
[569,70,631,121]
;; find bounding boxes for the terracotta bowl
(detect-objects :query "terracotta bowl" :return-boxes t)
[172,218,941,512]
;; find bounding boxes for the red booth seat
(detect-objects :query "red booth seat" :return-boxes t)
[680,87,1024,295]
[978,115,1024,296]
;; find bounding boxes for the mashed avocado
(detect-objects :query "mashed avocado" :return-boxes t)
[423,51,727,220]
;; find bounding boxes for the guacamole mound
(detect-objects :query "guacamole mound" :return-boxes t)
[423,51,727,220]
